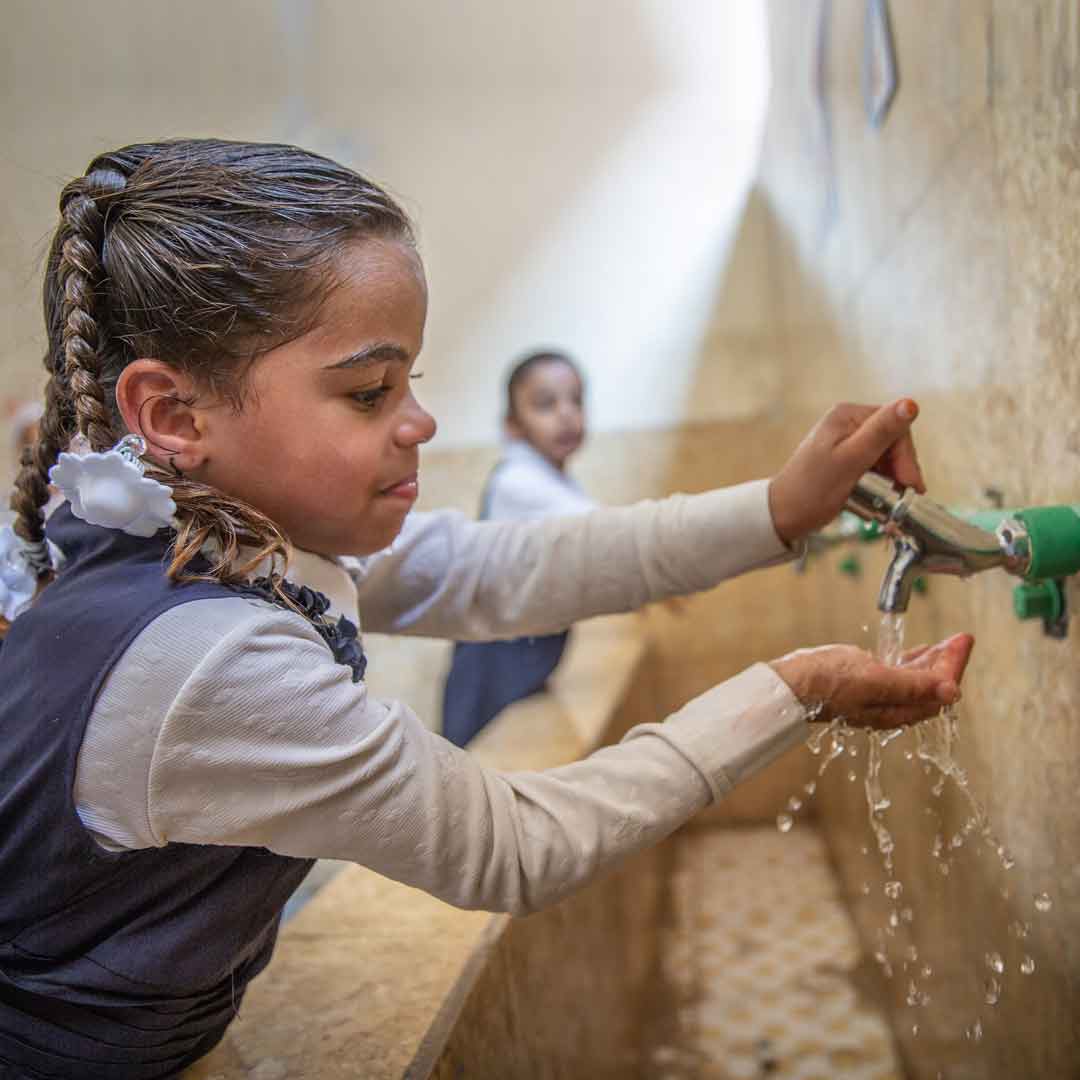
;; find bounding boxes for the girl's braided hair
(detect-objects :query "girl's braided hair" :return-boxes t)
[11,138,413,590]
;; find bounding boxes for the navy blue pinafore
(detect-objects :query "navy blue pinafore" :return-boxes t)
[0,506,325,1079]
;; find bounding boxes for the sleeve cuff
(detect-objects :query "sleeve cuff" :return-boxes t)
[624,662,808,804]
[676,479,800,586]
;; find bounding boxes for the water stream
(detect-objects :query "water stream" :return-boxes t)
[777,612,1055,1063]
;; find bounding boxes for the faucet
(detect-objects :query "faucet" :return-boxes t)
[844,473,1032,613]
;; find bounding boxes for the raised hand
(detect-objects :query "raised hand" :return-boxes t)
[768,399,925,545]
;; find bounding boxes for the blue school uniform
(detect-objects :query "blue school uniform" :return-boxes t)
[0,506,320,1079]
[440,441,594,747]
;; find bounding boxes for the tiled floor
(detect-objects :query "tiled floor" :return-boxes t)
[647,824,904,1080]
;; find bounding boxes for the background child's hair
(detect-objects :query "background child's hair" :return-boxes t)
[505,349,582,420]
[12,138,413,588]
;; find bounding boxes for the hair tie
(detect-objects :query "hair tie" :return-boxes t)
[49,434,177,538]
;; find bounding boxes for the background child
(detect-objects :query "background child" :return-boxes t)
[441,349,594,746]
[0,139,971,1079]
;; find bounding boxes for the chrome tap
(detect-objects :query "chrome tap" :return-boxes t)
[844,473,1031,613]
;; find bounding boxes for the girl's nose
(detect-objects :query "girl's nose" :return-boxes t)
[395,396,437,447]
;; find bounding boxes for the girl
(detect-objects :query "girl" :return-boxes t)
[0,139,972,1079]
[441,349,593,746]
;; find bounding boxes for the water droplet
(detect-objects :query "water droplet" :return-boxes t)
[951,833,964,849]
[860,845,870,856]
[984,977,1001,1005]
[901,907,914,924]
[847,770,858,782]
[1009,920,1030,940]
[1035,892,1052,912]
[921,964,933,979]
[905,945,919,963]
[803,780,817,796]
[776,813,793,834]
[884,880,903,900]
[931,778,945,797]
[938,862,950,877]
[848,744,859,758]
[997,845,1016,870]
[966,1019,984,1042]
[787,796,803,812]
[911,1023,919,1038]
[860,882,871,896]
[905,980,930,1007]
[889,909,901,929]
[1020,955,1036,975]
[932,834,945,858]
[985,952,1004,974]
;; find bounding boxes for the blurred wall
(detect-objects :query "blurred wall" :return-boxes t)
[0,0,768,470]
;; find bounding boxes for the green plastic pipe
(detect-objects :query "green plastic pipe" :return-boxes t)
[962,505,1080,581]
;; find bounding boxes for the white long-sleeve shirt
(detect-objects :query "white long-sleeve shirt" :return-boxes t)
[483,439,595,520]
[74,480,807,915]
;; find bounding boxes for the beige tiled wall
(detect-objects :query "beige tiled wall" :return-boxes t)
[754,3,1080,1077]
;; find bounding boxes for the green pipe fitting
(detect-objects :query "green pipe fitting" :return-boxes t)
[857,519,883,542]
[837,554,862,578]
[1013,580,1064,622]
[1015,507,1080,580]
[966,505,1080,581]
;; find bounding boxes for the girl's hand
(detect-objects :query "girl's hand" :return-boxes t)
[768,399,925,545]
[769,633,974,730]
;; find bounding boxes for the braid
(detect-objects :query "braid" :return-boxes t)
[58,168,127,451]
[10,374,68,551]
[8,167,129,579]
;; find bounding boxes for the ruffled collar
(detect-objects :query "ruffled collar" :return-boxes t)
[237,547,365,683]
[281,548,360,626]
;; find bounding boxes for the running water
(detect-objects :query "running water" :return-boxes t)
[775,608,1056,1064]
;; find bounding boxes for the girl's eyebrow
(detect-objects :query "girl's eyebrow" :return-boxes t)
[324,343,409,370]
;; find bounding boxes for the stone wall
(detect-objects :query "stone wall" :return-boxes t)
[757,3,1080,1076]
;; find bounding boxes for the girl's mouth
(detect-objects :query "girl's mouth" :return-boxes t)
[380,473,419,501]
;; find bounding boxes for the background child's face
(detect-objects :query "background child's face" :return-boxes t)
[192,239,436,556]
[506,361,585,469]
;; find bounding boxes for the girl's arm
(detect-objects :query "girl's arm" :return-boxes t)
[348,480,792,640]
[75,601,968,915]
[349,396,927,641]
[75,600,806,915]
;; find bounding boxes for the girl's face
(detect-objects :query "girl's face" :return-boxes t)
[194,239,436,556]
[506,361,585,470]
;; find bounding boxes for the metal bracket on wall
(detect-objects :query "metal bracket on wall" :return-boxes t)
[863,0,899,128]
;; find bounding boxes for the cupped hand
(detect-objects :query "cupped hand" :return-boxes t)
[769,633,974,730]
[768,399,926,545]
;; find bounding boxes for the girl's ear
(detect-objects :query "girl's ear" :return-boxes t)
[115,360,206,473]
[504,414,522,440]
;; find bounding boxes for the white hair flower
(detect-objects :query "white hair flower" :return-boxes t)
[49,435,176,538]
[0,526,56,621]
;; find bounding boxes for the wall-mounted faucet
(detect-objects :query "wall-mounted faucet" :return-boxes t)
[843,474,1080,633]
[844,474,1028,613]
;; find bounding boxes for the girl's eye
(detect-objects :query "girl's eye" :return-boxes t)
[351,385,392,410]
